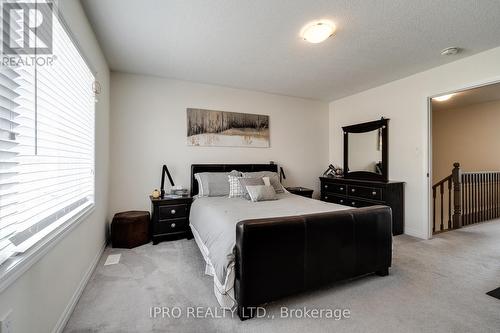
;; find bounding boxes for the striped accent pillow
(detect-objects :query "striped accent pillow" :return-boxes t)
[228,175,245,198]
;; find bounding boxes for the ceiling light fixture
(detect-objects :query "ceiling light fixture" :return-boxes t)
[433,93,455,102]
[301,20,336,43]
[440,47,460,56]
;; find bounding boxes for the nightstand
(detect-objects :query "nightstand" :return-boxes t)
[150,196,193,245]
[286,187,314,198]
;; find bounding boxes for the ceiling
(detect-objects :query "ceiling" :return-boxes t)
[432,82,500,111]
[81,0,500,101]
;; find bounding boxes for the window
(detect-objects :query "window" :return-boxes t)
[0,1,95,266]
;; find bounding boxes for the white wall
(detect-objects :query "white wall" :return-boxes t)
[329,46,500,239]
[0,2,110,332]
[109,72,329,215]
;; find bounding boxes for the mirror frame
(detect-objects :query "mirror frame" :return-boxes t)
[343,118,389,182]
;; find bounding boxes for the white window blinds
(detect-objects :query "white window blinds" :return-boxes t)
[0,1,95,265]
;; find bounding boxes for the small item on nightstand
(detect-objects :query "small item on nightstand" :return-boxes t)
[152,189,160,199]
[170,186,189,196]
[286,186,314,198]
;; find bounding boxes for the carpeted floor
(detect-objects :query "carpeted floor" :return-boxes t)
[64,220,500,333]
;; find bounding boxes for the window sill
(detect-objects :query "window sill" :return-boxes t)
[0,203,95,294]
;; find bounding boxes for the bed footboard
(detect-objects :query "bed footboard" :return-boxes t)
[234,205,392,320]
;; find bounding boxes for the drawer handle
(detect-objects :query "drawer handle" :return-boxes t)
[325,196,328,200]
[340,199,344,203]
[351,189,356,193]
[340,187,344,191]
[324,185,328,188]
[170,223,176,228]
[372,191,377,196]
[170,209,176,215]
[351,202,356,206]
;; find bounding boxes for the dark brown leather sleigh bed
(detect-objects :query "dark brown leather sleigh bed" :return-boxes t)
[190,163,392,320]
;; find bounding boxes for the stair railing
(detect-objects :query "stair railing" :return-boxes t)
[432,162,500,234]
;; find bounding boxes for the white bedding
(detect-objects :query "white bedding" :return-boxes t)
[189,192,350,308]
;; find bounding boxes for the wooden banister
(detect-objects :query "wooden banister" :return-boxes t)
[452,162,462,229]
[432,175,452,189]
[433,162,500,234]
[432,173,453,234]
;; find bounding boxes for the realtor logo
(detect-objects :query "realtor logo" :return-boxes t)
[2,1,53,55]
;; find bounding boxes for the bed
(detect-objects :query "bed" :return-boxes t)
[189,164,392,320]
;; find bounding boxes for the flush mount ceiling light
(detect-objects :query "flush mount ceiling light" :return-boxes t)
[433,93,455,102]
[441,47,461,56]
[301,20,336,43]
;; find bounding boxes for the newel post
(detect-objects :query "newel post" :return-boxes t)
[452,162,462,229]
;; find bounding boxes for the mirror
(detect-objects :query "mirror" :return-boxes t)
[343,118,389,182]
[348,130,382,173]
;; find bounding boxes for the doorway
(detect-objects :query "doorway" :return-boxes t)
[429,82,500,235]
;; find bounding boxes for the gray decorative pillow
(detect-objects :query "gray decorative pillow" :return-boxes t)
[242,171,284,193]
[228,175,245,198]
[239,177,265,199]
[246,185,277,202]
[195,170,241,197]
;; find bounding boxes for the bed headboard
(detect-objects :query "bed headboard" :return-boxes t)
[190,163,279,196]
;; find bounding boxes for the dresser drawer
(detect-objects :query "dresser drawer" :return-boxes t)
[323,194,348,206]
[347,185,383,201]
[154,217,188,235]
[322,182,347,195]
[159,204,188,220]
[346,198,377,208]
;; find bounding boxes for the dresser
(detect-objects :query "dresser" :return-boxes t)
[150,196,193,244]
[320,177,405,235]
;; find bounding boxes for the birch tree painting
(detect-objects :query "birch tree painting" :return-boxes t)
[186,108,270,147]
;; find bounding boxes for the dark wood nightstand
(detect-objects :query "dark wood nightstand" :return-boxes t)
[150,196,193,245]
[286,187,314,198]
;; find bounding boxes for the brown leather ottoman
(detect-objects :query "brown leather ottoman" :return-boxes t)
[111,211,150,248]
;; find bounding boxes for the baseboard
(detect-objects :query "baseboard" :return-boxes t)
[52,242,106,333]
[404,226,427,240]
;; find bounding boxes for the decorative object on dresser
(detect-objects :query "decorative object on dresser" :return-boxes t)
[150,196,193,244]
[111,211,151,248]
[320,177,404,235]
[286,186,314,198]
[323,164,343,177]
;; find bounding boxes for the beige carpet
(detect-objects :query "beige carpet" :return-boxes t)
[64,220,500,333]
